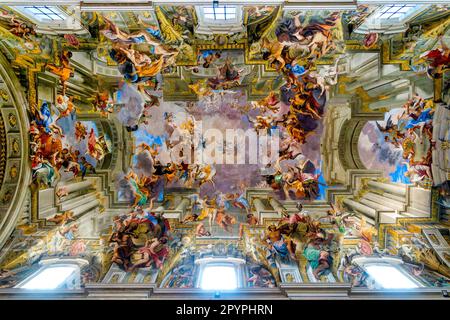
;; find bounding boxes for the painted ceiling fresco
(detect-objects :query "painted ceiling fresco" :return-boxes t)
[0,2,449,295]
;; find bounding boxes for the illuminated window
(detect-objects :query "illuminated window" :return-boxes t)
[365,265,419,289]
[200,264,238,290]
[17,265,78,290]
[372,4,417,21]
[354,4,424,34]
[203,6,236,21]
[15,6,67,22]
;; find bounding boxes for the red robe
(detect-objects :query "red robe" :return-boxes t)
[87,129,96,155]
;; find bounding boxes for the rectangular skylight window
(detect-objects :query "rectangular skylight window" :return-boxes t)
[200,264,238,290]
[375,4,417,20]
[365,265,419,289]
[203,5,236,21]
[18,266,77,290]
[15,6,66,22]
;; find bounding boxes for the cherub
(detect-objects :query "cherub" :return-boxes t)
[261,37,286,71]
[251,91,280,113]
[320,202,356,234]
[198,50,221,68]
[91,91,113,115]
[54,95,76,121]
[55,186,69,198]
[194,164,216,188]
[45,51,74,95]
[47,211,75,225]
[214,207,236,233]
[246,114,275,133]
[195,223,211,237]
[129,237,169,270]
[74,121,88,142]
[7,16,36,40]
[376,115,405,148]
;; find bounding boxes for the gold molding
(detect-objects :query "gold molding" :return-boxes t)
[197,43,245,51]
[154,6,184,44]
[434,77,443,102]
[382,41,411,71]
[344,40,380,51]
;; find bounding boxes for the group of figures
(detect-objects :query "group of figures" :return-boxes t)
[260,203,339,280]
[160,244,277,289]
[339,218,450,288]
[100,16,177,131]
[183,189,254,237]
[122,151,252,238]
[376,94,435,187]
[189,53,247,94]
[0,9,113,189]
[258,201,449,286]
[182,12,346,202]
[415,36,450,79]
[109,198,171,271]
[29,92,109,189]
[246,11,346,200]
[120,138,219,207]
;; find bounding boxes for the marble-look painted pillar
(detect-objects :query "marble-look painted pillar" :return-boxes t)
[269,197,284,215]
[253,198,265,212]
[72,199,100,217]
[367,181,406,196]
[175,197,190,212]
[65,180,93,194]
[343,198,377,219]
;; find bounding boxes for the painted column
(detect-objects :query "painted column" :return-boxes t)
[72,199,100,217]
[269,197,285,215]
[367,181,406,196]
[253,198,265,213]
[175,197,190,212]
[65,180,93,194]
[343,198,377,219]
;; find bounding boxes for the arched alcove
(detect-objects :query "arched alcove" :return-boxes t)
[357,120,410,183]
[338,119,368,171]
